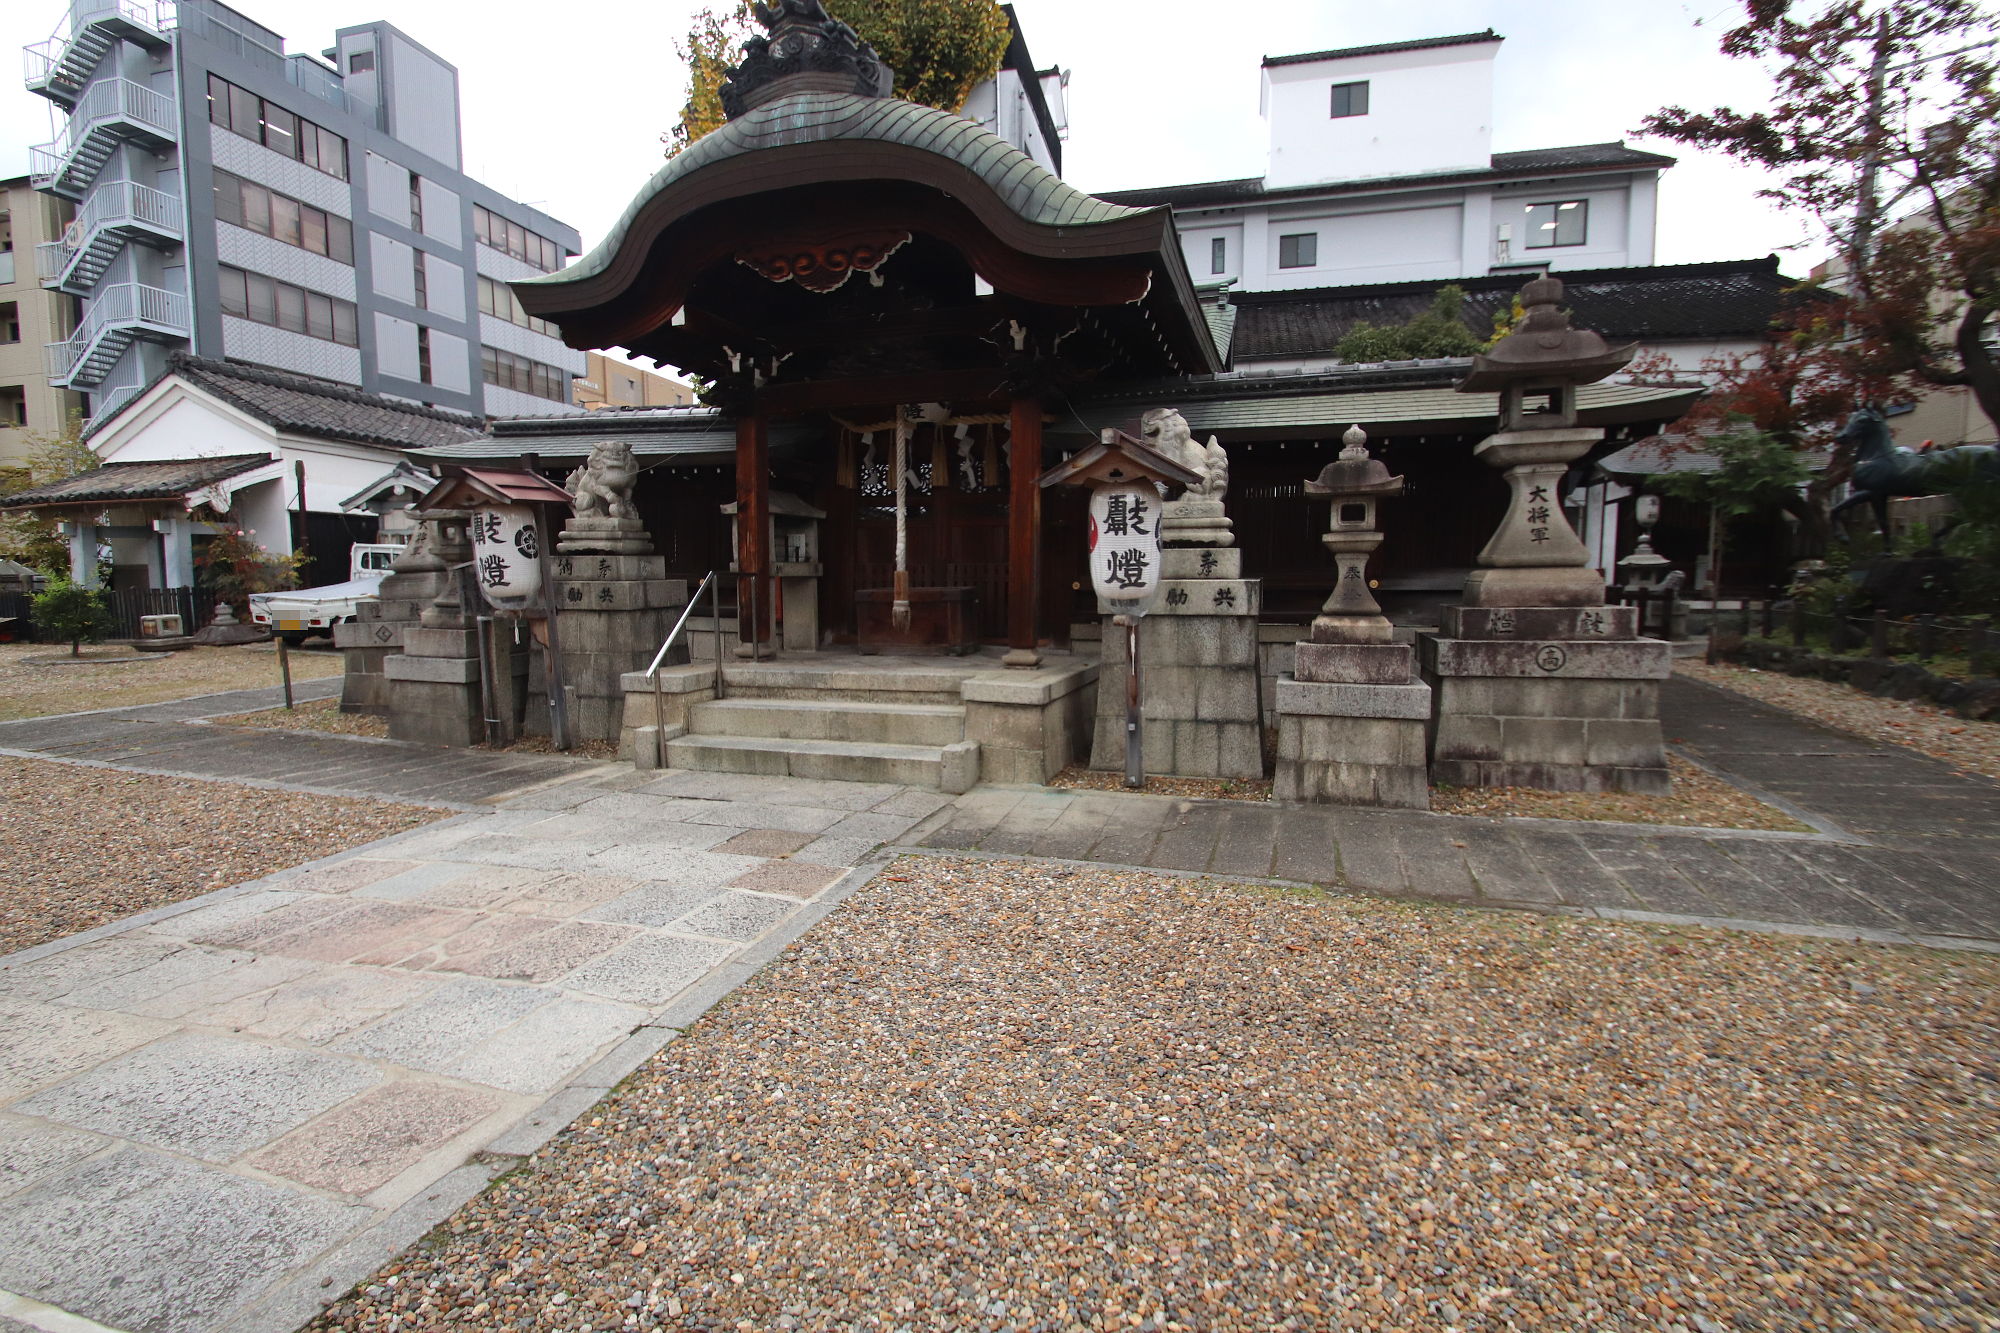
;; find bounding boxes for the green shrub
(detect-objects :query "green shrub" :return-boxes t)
[32,578,113,656]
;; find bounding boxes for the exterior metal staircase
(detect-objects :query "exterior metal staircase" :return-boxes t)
[24,0,173,110]
[29,76,179,200]
[45,281,189,389]
[35,181,184,294]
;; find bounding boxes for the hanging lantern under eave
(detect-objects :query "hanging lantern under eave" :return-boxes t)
[469,504,544,606]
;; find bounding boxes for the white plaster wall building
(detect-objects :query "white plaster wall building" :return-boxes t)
[1100,32,1670,296]
[2,353,479,591]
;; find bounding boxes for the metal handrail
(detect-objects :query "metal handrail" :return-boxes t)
[45,280,189,383]
[645,570,732,771]
[36,180,184,285]
[24,0,172,91]
[29,77,178,190]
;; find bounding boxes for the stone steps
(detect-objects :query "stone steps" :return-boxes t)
[689,697,966,746]
[665,733,980,793]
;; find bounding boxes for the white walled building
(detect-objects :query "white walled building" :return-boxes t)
[1101,32,1670,295]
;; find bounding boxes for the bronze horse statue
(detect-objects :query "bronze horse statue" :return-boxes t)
[1828,406,1999,538]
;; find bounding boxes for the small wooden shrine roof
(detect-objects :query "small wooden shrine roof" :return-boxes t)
[416,468,575,511]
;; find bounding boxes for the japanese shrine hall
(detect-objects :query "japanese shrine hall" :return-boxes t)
[403,3,1703,789]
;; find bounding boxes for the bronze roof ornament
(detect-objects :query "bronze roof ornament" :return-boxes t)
[721,0,896,119]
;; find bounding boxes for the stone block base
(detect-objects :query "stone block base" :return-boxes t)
[1091,601,1262,779]
[1272,675,1430,808]
[617,663,718,761]
[1461,566,1607,608]
[1293,641,1415,684]
[963,661,1098,784]
[1426,630,1669,793]
[386,676,484,748]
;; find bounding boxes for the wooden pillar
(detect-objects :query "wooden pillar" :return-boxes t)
[736,411,773,657]
[1005,396,1043,668]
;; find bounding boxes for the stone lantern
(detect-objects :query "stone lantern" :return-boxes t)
[1423,276,1672,794]
[1615,494,1673,592]
[1455,275,1634,608]
[1303,424,1404,646]
[1273,423,1431,809]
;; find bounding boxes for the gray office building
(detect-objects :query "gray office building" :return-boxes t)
[25,0,587,427]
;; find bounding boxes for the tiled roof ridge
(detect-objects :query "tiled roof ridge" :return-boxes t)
[169,353,485,429]
[1095,142,1676,208]
[1262,31,1502,67]
[1231,257,1790,305]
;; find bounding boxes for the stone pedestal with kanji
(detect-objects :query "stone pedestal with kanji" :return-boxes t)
[1273,426,1431,807]
[335,522,446,716]
[1422,276,1670,793]
[534,534,689,747]
[1089,540,1264,781]
[386,511,487,748]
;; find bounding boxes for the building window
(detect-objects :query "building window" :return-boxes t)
[481,345,569,402]
[413,251,429,311]
[473,205,562,273]
[206,74,348,180]
[348,49,374,73]
[1525,199,1588,249]
[213,170,353,263]
[1278,232,1318,269]
[0,302,19,344]
[218,264,359,346]
[1,386,25,427]
[409,175,424,234]
[1210,236,1226,275]
[1330,81,1369,119]
[417,327,433,384]
[477,275,559,338]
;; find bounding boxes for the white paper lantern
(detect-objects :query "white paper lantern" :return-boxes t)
[1088,482,1161,603]
[469,504,543,605]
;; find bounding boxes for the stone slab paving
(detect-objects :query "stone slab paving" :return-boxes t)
[911,676,2000,947]
[0,758,941,1333]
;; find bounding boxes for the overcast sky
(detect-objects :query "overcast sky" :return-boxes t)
[1,0,1828,280]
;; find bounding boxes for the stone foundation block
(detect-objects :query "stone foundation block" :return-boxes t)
[1151,579,1260,617]
[1442,605,1639,641]
[388,679,483,747]
[1161,547,1241,579]
[1430,758,1671,795]
[1275,678,1432,720]
[552,579,687,614]
[384,654,480,685]
[1424,636,1673,680]
[401,626,479,659]
[1292,642,1416,684]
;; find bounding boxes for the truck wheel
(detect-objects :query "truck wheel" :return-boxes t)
[279,631,309,647]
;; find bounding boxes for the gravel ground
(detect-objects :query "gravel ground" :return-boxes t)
[0,755,442,956]
[221,695,391,738]
[1678,660,2000,783]
[1049,766,1272,801]
[0,640,343,721]
[1431,755,1812,832]
[311,856,1999,1333]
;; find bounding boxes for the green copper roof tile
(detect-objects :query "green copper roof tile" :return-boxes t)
[529,92,1150,291]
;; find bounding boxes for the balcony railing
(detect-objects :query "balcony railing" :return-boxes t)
[45,281,190,387]
[28,76,179,196]
[24,1,173,106]
[34,181,185,292]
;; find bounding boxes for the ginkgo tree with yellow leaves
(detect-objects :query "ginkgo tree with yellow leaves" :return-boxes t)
[665,0,1012,157]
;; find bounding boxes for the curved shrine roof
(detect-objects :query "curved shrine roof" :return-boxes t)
[525,91,1155,298]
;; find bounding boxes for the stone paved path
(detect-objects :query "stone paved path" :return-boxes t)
[911,677,2000,947]
[0,701,947,1333]
[2,673,1995,1332]
[0,678,593,808]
